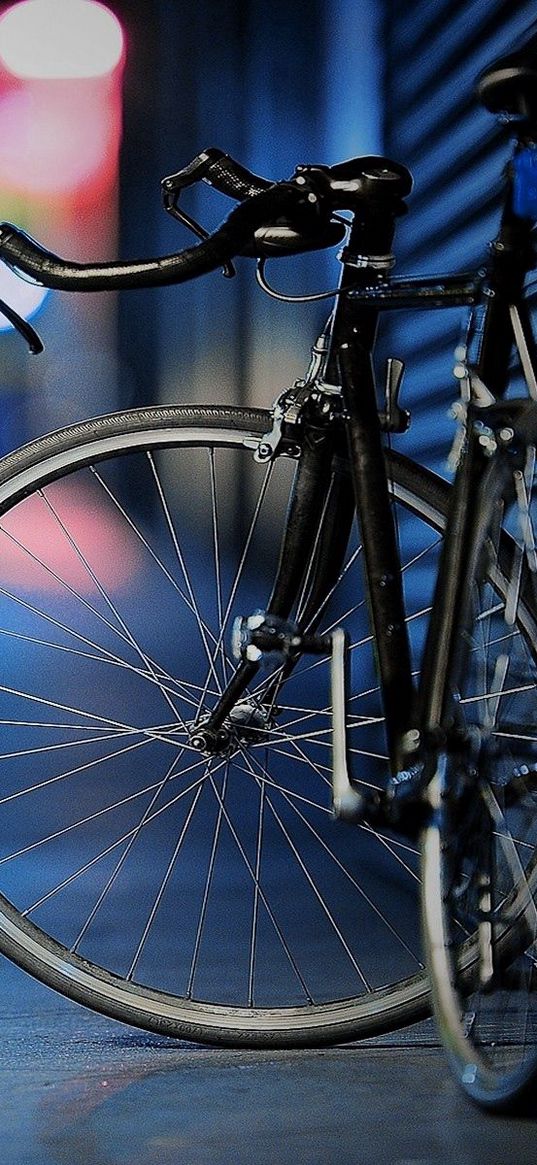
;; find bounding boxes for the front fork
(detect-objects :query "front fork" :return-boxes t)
[230,327,421,820]
[190,415,355,750]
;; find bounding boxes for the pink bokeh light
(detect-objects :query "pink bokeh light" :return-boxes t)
[0,1,125,195]
[0,80,122,196]
[0,481,143,594]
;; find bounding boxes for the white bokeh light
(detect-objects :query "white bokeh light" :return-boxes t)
[0,0,124,80]
[0,262,48,332]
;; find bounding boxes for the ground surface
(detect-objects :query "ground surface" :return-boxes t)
[2,957,537,1165]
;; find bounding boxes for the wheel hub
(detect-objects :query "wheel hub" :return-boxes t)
[189,702,272,755]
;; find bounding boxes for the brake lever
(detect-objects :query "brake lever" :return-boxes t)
[0,297,43,353]
[161,170,236,279]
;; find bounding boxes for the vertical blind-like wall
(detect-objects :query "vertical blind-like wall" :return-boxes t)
[381,0,537,476]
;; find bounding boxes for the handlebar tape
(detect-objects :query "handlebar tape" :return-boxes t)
[0,223,237,291]
[0,186,304,292]
[203,153,273,201]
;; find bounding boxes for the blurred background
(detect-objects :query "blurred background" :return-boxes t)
[0,0,535,473]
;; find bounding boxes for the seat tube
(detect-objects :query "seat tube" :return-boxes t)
[337,333,414,774]
[417,421,488,734]
[328,205,415,773]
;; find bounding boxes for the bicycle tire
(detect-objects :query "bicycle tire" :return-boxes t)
[421,450,537,1110]
[0,401,454,1047]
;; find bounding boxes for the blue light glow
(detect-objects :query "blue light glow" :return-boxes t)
[0,263,49,332]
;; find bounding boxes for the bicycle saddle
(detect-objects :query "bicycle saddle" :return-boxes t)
[476,33,537,119]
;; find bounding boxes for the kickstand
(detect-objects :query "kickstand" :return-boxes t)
[330,628,366,822]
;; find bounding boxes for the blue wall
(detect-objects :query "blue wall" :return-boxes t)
[381,1,537,476]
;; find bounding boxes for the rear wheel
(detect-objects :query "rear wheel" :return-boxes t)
[421,449,537,1109]
[0,402,451,1045]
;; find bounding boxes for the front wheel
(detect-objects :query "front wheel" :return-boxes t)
[0,402,453,1045]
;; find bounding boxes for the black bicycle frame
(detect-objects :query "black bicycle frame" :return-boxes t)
[196,135,537,777]
[197,188,418,764]
[179,175,420,762]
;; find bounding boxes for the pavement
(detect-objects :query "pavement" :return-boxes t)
[2,956,537,1165]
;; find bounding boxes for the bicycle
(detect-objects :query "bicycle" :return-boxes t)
[0,32,536,1114]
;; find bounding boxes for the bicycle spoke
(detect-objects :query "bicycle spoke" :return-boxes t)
[186,764,230,998]
[0,726,133,761]
[262,792,371,990]
[193,458,275,719]
[248,780,266,1007]
[0,519,142,654]
[240,747,422,970]
[89,466,225,658]
[127,782,205,981]
[39,489,187,726]
[0,735,154,809]
[21,758,226,916]
[0,768,199,867]
[72,753,186,954]
[0,626,201,722]
[146,451,225,695]
[208,449,228,684]
[0,682,191,755]
[207,771,314,1003]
